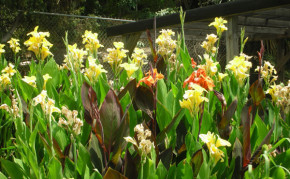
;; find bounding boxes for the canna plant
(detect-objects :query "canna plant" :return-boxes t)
[0,8,289,179]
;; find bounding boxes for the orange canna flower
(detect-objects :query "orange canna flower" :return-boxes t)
[137,68,164,88]
[183,68,215,91]
[191,58,197,68]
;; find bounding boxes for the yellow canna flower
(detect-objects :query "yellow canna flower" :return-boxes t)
[7,38,21,54]
[198,54,219,77]
[24,26,53,61]
[179,84,208,116]
[156,29,176,57]
[0,44,5,56]
[131,48,148,67]
[255,61,277,85]
[104,42,128,67]
[209,17,228,36]
[84,56,107,83]
[218,72,228,82]
[43,74,52,89]
[63,43,87,72]
[120,62,139,78]
[0,73,11,91]
[201,34,218,54]
[82,30,103,55]
[1,63,17,77]
[199,131,231,164]
[33,90,60,116]
[226,53,252,86]
[22,76,37,88]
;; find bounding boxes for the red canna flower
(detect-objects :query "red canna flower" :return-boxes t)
[183,68,215,91]
[137,68,164,88]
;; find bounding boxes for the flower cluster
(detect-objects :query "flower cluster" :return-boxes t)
[0,63,17,91]
[209,17,228,36]
[255,61,277,85]
[105,42,128,67]
[183,67,215,91]
[24,26,53,60]
[0,94,20,118]
[82,30,103,55]
[124,124,154,156]
[199,131,231,164]
[58,106,83,135]
[137,68,164,88]
[0,44,5,56]
[7,38,21,54]
[84,56,107,83]
[267,81,290,114]
[120,62,138,78]
[180,84,208,116]
[131,48,147,67]
[198,54,219,77]
[201,34,218,54]
[226,54,252,86]
[63,44,87,71]
[33,90,60,116]
[155,29,176,57]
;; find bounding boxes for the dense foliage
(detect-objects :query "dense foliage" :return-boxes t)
[0,11,289,178]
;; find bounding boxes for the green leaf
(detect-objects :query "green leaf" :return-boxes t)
[77,143,93,176]
[250,114,268,152]
[156,161,168,179]
[271,167,286,179]
[48,157,63,179]
[64,158,75,178]
[197,152,210,179]
[143,159,156,179]
[166,165,176,179]
[0,159,26,179]
[42,58,60,87]
[52,123,70,151]
[176,160,193,179]
[0,172,7,179]
[90,170,103,179]
[232,138,242,179]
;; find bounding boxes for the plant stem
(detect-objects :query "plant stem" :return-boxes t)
[48,112,54,157]
[73,137,78,178]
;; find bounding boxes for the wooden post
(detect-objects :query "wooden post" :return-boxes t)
[226,16,239,64]
[122,32,142,60]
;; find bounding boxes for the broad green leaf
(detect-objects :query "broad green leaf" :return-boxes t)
[271,167,286,179]
[0,172,7,179]
[77,143,93,176]
[52,123,70,151]
[143,158,156,179]
[156,161,167,179]
[42,58,60,87]
[64,158,75,178]
[176,160,193,179]
[90,170,103,179]
[0,159,26,179]
[48,157,63,179]
[197,151,210,179]
[250,114,268,152]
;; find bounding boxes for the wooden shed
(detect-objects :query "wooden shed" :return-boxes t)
[106,0,290,81]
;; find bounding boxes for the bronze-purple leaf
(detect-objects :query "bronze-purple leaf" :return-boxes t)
[103,167,128,179]
[191,149,203,177]
[118,79,137,100]
[99,89,124,153]
[241,100,252,168]
[134,86,154,118]
[249,79,265,106]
